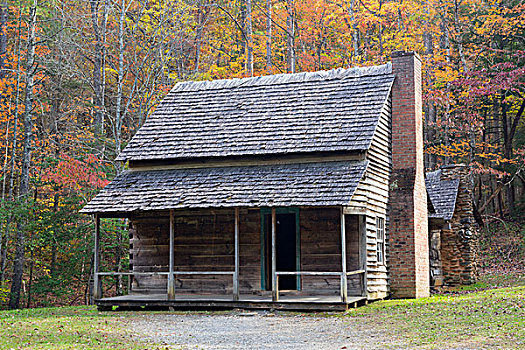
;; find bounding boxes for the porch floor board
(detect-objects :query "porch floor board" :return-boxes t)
[96,293,367,311]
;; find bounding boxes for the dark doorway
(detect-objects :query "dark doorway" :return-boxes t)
[264,213,298,290]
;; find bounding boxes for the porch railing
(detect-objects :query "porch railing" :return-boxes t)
[93,208,367,305]
[95,270,365,303]
[274,269,366,303]
[95,271,236,300]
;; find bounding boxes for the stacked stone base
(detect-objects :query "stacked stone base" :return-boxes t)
[429,164,480,289]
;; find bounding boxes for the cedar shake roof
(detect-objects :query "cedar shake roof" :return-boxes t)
[80,161,368,214]
[425,169,460,220]
[116,64,394,161]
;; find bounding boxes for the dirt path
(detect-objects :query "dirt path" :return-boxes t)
[126,311,406,350]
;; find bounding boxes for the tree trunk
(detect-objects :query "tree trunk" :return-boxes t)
[266,0,272,72]
[350,0,358,60]
[50,193,59,276]
[0,1,7,80]
[26,249,34,308]
[90,0,106,137]
[114,0,128,160]
[0,1,8,200]
[194,2,204,74]
[239,2,246,59]
[453,0,468,72]
[246,0,253,76]
[500,96,518,216]
[10,0,37,310]
[286,0,294,73]
[440,13,451,165]
[423,22,436,169]
[0,0,15,285]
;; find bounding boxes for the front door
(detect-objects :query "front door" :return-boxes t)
[263,211,299,291]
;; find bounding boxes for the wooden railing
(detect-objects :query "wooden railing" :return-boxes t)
[93,208,366,305]
[94,271,236,300]
[93,209,241,301]
[96,270,365,303]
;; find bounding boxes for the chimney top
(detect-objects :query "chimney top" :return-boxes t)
[392,50,421,61]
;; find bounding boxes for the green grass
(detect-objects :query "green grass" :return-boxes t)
[344,271,525,349]
[0,306,175,349]
[1,271,523,349]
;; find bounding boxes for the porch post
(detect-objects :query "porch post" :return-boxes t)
[340,208,348,303]
[359,215,368,298]
[93,214,102,300]
[271,208,278,302]
[233,208,240,301]
[168,210,175,300]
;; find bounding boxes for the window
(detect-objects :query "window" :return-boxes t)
[376,217,385,264]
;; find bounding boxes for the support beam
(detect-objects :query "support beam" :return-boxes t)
[359,215,368,298]
[233,208,240,301]
[271,208,278,302]
[340,208,348,303]
[168,210,175,300]
[93,214,102,300]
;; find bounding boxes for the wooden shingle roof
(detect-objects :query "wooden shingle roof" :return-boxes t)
[80,161,368,214]
[425,170,460,220]
[117,64,394,162]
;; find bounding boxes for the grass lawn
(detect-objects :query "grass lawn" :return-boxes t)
[0,271,523,349]
[0,306,174,349]
[344,270,525,349]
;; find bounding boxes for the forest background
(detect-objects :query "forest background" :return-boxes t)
[0,0,523,309]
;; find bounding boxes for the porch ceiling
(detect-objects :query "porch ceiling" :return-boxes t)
[81,160,368,214]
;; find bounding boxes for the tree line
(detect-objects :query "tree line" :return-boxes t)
[0,0,523,309]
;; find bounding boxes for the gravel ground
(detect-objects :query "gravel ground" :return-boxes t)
[126,311,405,350]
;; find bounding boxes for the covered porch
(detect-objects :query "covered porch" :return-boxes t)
[93,206,367,311]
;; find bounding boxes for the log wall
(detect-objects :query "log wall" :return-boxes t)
[299,208,361,294]
[129,208,362,296]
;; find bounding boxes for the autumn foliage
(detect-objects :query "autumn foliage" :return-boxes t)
[0,0,523,308]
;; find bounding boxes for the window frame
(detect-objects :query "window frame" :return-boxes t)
[376,216,385,265]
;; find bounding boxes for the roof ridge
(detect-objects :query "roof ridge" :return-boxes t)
[172,63,393,93]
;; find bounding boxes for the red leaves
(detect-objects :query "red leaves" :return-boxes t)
[41,153,109,193]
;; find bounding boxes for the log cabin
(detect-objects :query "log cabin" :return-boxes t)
[81,51,432,311]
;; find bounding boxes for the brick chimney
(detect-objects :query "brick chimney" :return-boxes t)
[388,51,429,298]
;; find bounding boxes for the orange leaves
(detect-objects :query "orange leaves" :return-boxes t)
[41,154,109,195]
[426,138,520,176]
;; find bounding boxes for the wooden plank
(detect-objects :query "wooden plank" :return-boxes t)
[271,208,278,302]
[98,272,169,276]
[93,215,102,300]
[276,271,346,276]
[359,215,368,298]
[343,207,367,215]
[345,270,366,276]
[174,271,235,275]
[340,209,347,303]
[95,295,368,312]
[128,152,365,172]
[233,208,240,301]
[168,210,175,300]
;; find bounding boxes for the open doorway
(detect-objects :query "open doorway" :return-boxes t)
[262,209,300,291]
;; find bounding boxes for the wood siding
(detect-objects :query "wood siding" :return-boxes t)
[130,209,261,295]
[130,208,362,296]
[299,208,361,295]
[347,93,392,299]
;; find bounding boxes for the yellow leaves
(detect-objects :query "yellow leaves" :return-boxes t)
[208,57,245,80]
[435,65,460,84]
